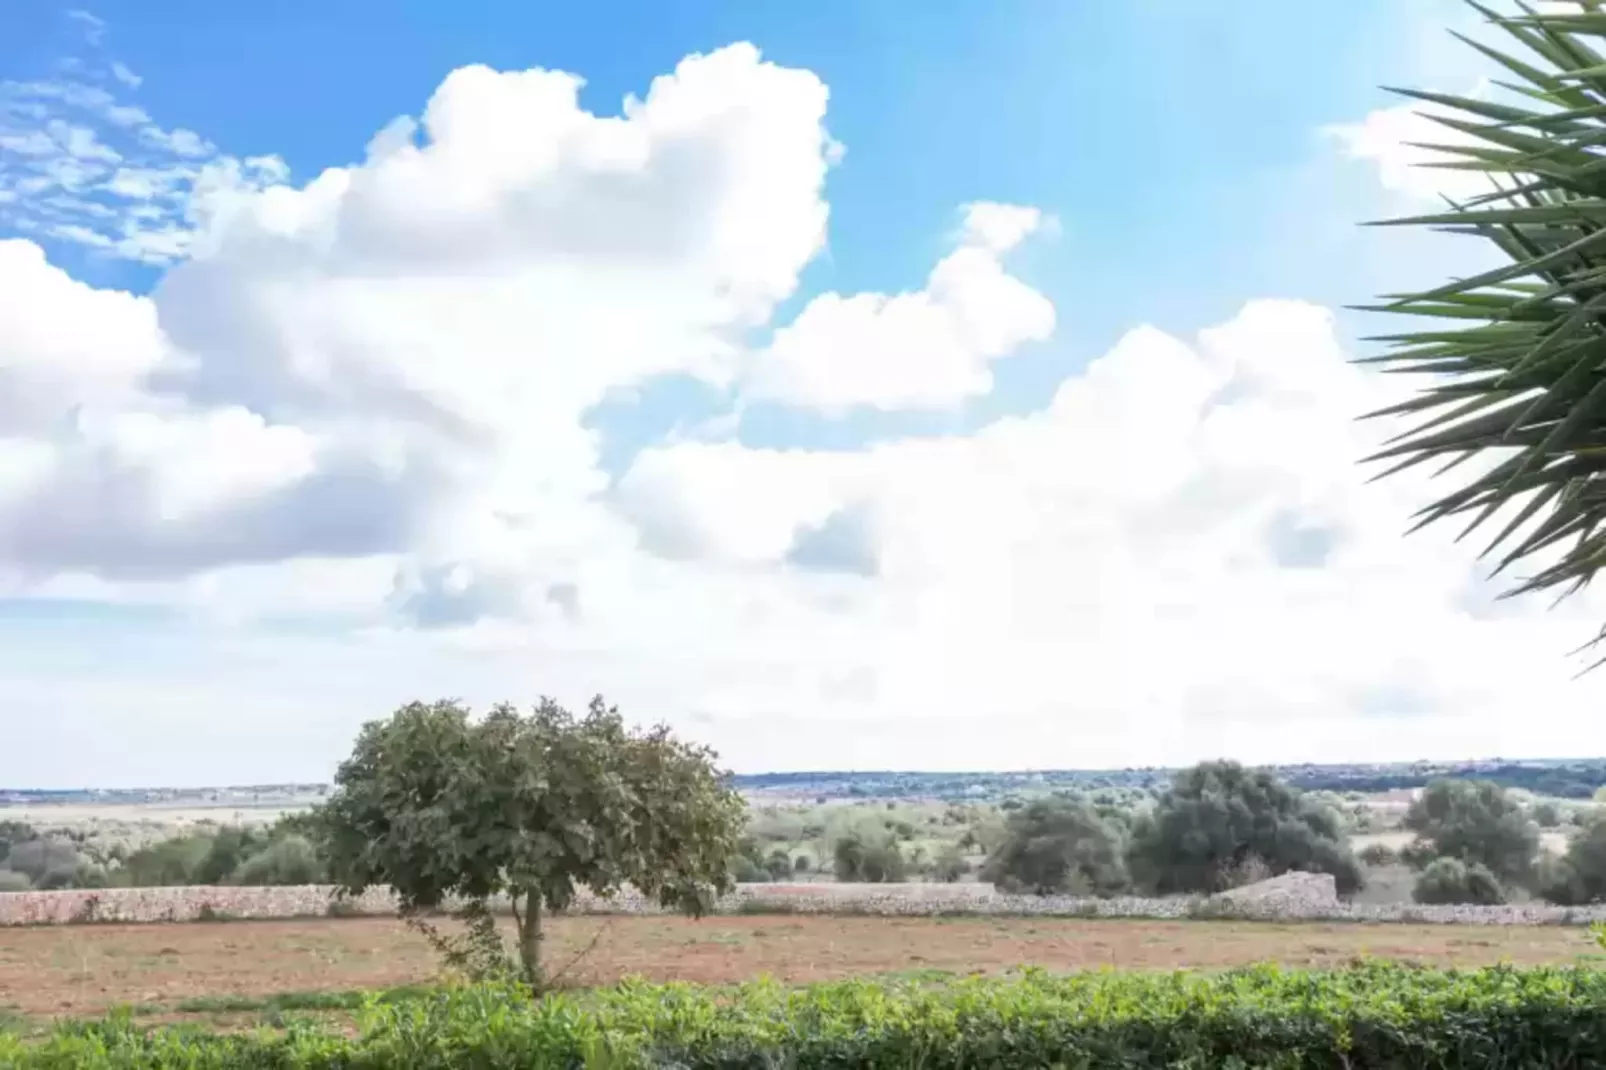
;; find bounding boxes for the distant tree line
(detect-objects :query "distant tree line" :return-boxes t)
[1287,763,1606,800]
[0,817,326,892]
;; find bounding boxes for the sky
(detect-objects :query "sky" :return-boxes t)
[2,0,1603,788]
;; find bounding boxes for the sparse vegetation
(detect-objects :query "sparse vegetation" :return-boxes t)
[1359,842,1398,867]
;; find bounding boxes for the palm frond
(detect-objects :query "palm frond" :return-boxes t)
[1366,0,1606,646]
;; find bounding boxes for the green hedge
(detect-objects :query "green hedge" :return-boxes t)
[5,964,1606,1068]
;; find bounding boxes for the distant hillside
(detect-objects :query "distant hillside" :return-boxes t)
[5,759,1604,806]
[729,759,1606,801]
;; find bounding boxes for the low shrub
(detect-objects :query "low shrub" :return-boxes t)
[6,964,1606,1067]
[1413,857,1506,906]
[1358,842,1398,867]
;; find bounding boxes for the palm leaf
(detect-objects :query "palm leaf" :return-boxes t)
[1366,0,1606,653]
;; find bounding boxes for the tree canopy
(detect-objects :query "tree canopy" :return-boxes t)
[312,696,746,987]
[979,798,1129,896]
[1402,778,1539,883]
[1537,810,1606,905]
[1126,760,1362,895]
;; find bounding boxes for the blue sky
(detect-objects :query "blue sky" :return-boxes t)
[7,0,1445,399]
[5,0,1596,788]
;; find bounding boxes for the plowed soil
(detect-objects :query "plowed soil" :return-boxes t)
[2,914,1601,1019]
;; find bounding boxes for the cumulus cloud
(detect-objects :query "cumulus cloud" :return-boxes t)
[3,24,1605,782]
[1324,86,1504,205]
[742,201,1054,413]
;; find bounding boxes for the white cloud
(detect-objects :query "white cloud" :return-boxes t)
[0,57,288,263]
[3,31,1606,784]
[1326,2,1597,206]
[742,201,1055,413]
[1324,87,1503,204]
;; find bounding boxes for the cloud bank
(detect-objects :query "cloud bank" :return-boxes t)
[3,21,1604,785]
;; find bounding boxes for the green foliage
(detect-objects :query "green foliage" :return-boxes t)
[0,820,35,866]
[980,797,1129,896]
[1400,838,1440,870]
[763,849,793,881]
[929,843,968,883]
[2,838,83,888]
[117,834,214,887]
[10,966,1606,1067]
[310,695,746,988]
[1359,2,1606,650]
[1531,801,1563,828]
[831,832,906,882]
[231,834,324,886]
[1537,810,1606,905]
[0,870,31,892]
[1413,856,1507,906]
[1404,779,1539,884]
[192,826,270,885]
[1126,760,1363,895]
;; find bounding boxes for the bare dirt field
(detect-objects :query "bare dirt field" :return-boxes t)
[2,914,1603,1022]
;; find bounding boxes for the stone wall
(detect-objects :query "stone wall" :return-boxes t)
[1,880,1603,927]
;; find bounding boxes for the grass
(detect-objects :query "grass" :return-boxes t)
[170,983,434,1016]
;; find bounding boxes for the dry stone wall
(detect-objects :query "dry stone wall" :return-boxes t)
[1,879,1604,927]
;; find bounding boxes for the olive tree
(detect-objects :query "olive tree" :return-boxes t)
[1403,779,1538,884]
[312,696,746,988]
[1413,856,1506,905]
[980,798,1129,896]
[1126,760,1363,895]
[1538,810,1606,904]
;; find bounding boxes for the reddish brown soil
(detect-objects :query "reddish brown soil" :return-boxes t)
[1,914,1600,1019]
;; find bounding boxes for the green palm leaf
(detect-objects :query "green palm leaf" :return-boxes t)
[1366,0,1606,660]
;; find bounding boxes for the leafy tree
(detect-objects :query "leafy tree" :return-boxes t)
[312,696,745,988]
[194,826,270,885]
[1126,761,1363,895]
[1537,811,1606,905]
[930,843,969,883]
[764,849,793,882]
[1531,802,1562,829]
[1413,857,1506,906]
[1361,3,1606,651]
[118,834,212,887]
[730,837,769,883]
[1403,779,1538,884]
[730,855,768,883]
[832,833,906,882]
[980,798,1129,896]
[3,838,83,887]
[232,834,324,886]
[0,821,35,865]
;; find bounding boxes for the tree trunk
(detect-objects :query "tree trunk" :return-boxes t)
[517,889,543,989]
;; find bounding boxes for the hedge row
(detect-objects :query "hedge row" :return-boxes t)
[6,964,1606,1068]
